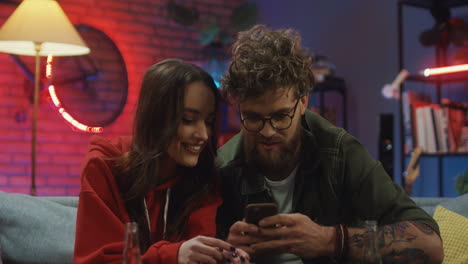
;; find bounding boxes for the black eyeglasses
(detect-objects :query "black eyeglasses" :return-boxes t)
[240,98,301,132]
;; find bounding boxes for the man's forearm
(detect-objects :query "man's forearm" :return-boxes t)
[345,221,443,264]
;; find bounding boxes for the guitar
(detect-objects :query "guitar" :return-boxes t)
[404,147,423,196]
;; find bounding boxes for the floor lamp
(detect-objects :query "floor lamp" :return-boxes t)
[0,0,89,195]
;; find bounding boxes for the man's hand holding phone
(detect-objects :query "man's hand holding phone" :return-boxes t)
[226,203,278,257]
[244,203,278,226]
[227,204,334,259]
[252,213,335,259]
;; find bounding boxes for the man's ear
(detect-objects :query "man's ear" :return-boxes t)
[299,95,309,115]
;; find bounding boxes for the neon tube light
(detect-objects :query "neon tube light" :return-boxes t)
[46,55,103,133]
[423,64,468,77]
[46,55,53,78]
[48,85,103,133]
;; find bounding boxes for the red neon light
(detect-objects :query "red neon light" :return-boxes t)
[46,55,103,133]
[48,86,103,133]
[46,55,53,78]
[423,64,468,77]
[48,85,60,107]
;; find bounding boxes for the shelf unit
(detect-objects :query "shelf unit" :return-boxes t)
[397,0,468,196]
[310,75,347,129]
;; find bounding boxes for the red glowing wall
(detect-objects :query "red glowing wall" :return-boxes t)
[0,0,244,195]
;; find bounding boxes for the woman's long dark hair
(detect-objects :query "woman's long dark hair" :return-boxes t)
[115,59,220,252]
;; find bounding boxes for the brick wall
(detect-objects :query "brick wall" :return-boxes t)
[0,0,244,196]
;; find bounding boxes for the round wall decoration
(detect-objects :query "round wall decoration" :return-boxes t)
[51,25,128,128]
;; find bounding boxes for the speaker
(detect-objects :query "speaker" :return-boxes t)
[378,113,394,179]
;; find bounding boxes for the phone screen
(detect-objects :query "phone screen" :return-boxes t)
[244,203,278,225]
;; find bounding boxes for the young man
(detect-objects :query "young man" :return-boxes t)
[216,25,443,264]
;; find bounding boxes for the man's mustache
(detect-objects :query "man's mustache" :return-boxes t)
[255,136,282,145]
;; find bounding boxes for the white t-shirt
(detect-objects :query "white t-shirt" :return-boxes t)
[261,166,303,264]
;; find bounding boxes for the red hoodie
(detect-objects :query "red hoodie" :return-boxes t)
[74,136,222,264]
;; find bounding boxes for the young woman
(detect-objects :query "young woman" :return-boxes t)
[74,59,249,264]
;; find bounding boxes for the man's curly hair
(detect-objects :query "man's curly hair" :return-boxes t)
[222,25,315,102]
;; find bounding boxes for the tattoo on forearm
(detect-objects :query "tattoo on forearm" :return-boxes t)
[378,222,417,248]
[410,221,435,235]
[349,222,418,250]
[349,233,365,248]
[382,248,429,264]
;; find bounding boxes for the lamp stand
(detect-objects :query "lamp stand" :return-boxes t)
[0,0,90,196]
[31,42,41,196]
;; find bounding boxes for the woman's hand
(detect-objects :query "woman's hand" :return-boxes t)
[178,235,250,264]
[221,247,250,264]
[226,221,263,257]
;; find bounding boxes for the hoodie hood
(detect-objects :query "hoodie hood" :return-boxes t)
[87,135,180,191]
[88,135,132,159]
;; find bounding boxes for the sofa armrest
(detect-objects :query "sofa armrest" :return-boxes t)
[40,196,79,208]
[0,191,77,264]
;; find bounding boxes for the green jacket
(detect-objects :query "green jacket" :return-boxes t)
[216,110,439,263]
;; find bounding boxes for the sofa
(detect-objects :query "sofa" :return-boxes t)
[411,195,468,263]
[0,191,466,264]
[0,192,78,264]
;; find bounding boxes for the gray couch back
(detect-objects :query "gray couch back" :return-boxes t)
[0,192,78,264]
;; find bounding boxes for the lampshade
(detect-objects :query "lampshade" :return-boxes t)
[0,0,89,56]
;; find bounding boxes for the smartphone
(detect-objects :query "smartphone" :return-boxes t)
[244,203,278,225]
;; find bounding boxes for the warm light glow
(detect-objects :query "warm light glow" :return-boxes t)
[47,56,103,133]
[0,0,89,56]
[423,64,468,77]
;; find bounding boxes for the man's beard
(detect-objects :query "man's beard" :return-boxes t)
[244,127,301,178]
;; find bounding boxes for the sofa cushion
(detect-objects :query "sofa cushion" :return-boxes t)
[438,193,468,218]
[411,197,451,216]
[433,205,468,264]
[0,192,77,264]
[411,194,468,217]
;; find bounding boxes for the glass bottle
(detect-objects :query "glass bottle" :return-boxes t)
[361,220,383,264]
[122,222,142,264]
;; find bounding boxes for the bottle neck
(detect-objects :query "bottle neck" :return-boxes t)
[362,220,382,264]
[123,222,142,264]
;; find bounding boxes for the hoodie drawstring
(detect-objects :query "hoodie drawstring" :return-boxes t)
[144,198,151,233]
[143,187,171,240]
[163,187,171,239]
